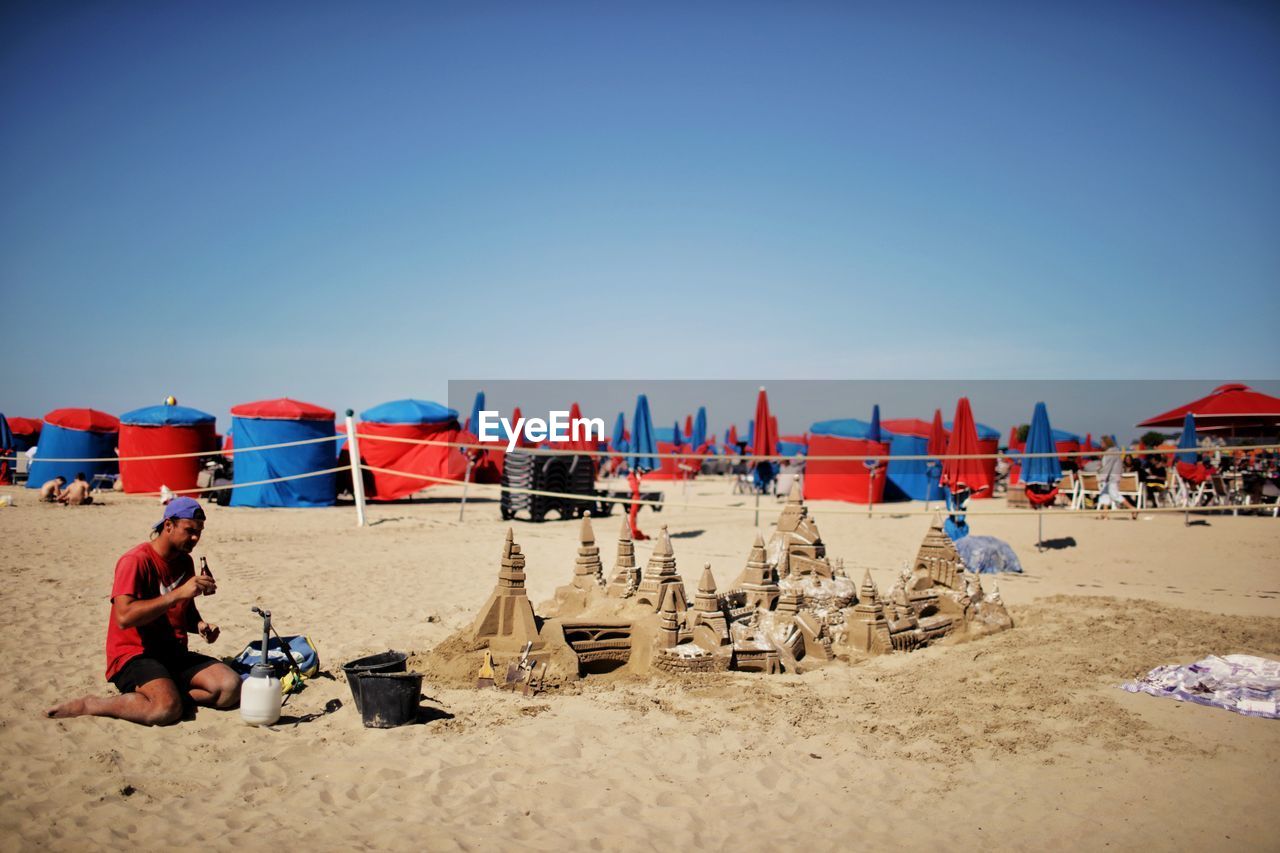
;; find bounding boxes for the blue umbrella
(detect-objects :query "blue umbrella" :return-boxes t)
[746,419,755,449]
[611,412,628,453]
[1022,402,1062,485]
[467,390,485,435]
[673,420,684,446]
[630,395,659,472]
[692,407,707,449]
[0,413,14,474]
[1023,401,1064,549]
[1177,413,1197,464]
[867,404,882,443]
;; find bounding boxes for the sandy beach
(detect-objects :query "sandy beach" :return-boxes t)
[2,479,1278,851]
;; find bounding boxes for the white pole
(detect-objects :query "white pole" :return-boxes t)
[459,457,474,522]
[345,410,367,528]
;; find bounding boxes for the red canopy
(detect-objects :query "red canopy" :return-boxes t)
[231,398,334,421]
[6,416,42,437]
[751,389,777,457]
[940,398,988,494]
[1138,383,1280,431]
[880,418,932,438]
[927,409,947,456]
[45,408,119,433]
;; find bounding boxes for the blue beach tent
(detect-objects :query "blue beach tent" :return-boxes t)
[229,398,337,507]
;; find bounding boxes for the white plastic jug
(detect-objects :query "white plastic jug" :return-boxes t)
[240,664,281,726]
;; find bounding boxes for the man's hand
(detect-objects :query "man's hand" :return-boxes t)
[197,621,220,644]
[174,574,216,601]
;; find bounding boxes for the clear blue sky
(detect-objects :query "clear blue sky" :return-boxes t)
[3,1,1278,429]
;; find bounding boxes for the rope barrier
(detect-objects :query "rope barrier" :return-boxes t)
[3,430,1274,465]
[356,463,1277,519]
[352,432,1280,463]
[2,433,343,464]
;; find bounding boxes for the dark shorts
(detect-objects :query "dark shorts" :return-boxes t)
[110,651,220,694]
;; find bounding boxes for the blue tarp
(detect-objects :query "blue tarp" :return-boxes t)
[119,405,215,427]
[27,424,118,486]
[945,420,1001,441]
[885,434,943,502]
[809,418,881,439]
[361,399,457,425]
[956,535,1024,574]
[229,416,336,507]
[776,440,806,457]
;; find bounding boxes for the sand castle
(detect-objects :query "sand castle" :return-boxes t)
[444,483,1013,685]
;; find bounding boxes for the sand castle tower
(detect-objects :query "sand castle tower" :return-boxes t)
[845,569,891,654]
[634,525,689,614]
[656,593,681,650]
[689,563,730,647]
[913,515,965,590]
[606,517,640,598]
[769,480,832,578]
[469,529,543,652]
[573,513,605,590]
[737,533,780,610]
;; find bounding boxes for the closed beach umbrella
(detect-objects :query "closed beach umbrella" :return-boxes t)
[1023,402,1063,549]
[627,394,660,540]
[611,412,628,453]
[0,414,13,484]
[1022,403,1063,487]
[751,388,777,523]
[629,395,659,472]
[692,407,707,450]
[941,398,986,495]
[1177,413,1198,464]
[673,420,684,446]
[867,405,882,444]
[467,390,485,435]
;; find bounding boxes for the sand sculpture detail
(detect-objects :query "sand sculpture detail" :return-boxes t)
[452,482,1012,685]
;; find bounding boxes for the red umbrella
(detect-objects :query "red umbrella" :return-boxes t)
[684,414,694,440]
[751,389,777,457]
[1138,383,1280,430]
[940,398,987,494]
[727,424,739,448]
[927,409,947,456]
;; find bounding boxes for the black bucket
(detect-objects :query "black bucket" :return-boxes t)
[356,672,423,728]
[341,650,408,714]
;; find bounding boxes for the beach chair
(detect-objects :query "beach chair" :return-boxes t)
[1077,472,1100,509]
[1054,472,1080,510]
[1117,472,1144,510]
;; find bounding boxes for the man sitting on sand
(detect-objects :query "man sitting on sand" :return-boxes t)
[39,476,67,502]
[57,472,93,505]
[46,497,241,725]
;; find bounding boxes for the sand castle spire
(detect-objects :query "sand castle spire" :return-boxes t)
[572,511,605,590]
[606,516,640,598]
[656,592,681,650]
[913,515,964,590]
[468,528,543,652]
[739,531,780,610]
[698,563,717,596]
[635,524,689,613]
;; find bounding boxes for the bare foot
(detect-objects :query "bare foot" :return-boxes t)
[46,698,88,718]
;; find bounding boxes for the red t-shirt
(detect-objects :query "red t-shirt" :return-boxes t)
[104,542,196,679]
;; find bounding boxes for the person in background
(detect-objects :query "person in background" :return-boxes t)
[1096,435,1135,519]
[58,472,93,505]
[39,475,66,502]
